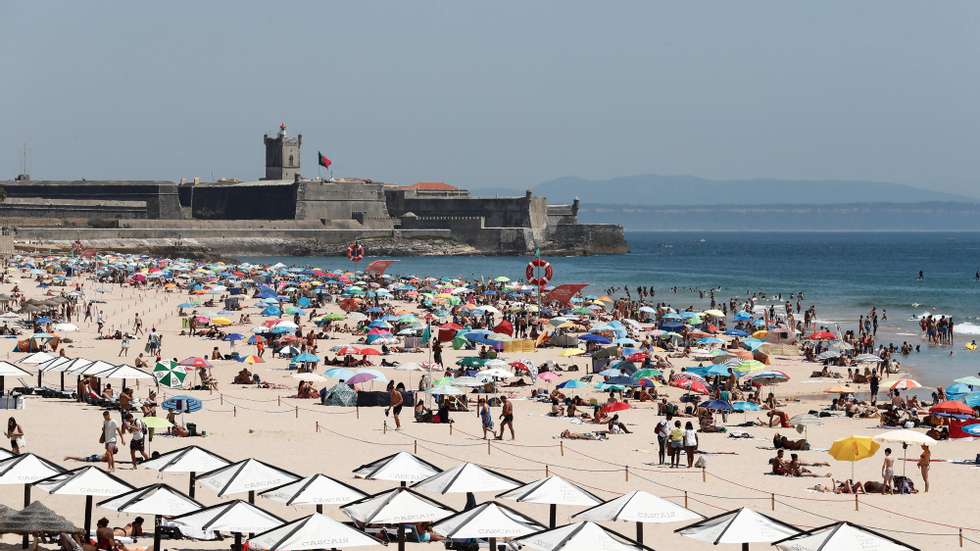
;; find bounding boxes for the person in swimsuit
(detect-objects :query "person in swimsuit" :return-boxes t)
[478,398,494,439]
[6,417,23,454]
[386,381,404,430]
[917,444,931,493]
[881,447,895,493]
[496,396,515,440]
[95,518,114,551]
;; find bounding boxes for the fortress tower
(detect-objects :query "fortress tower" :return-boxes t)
[262,122,302,181]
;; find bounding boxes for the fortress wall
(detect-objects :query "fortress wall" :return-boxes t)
[399,215,533,254]
[8,226,452,243]
[0,197,146,219]
[296,182,390,221]
[547,223,629,254]
[385,191,538,228]
[0,180,181,218]
[190,183,297,219]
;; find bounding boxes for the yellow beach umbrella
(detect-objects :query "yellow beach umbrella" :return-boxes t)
[702,309,725,318]
[211,317,233,326]
[828,435,880,480]
[560,348,585,357]
[752,330,768,339]
[141,416,172,429]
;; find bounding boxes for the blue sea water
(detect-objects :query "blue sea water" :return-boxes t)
[244,231,980,386]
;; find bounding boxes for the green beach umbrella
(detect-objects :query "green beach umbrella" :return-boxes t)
[154,361,187,388]
[633,368,662,379]
[494,276,511,283]
[733,360,766,375]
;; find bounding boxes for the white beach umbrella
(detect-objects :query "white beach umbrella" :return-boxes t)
[40,357,82,373]
[675,507,799,549]
[342,487,454,551]
[72,360,117,376]
[873,429,938,477]
[196,458,301,502]
[248,513,382,551]
[34,466,134,536]
[393,362,423,371]
[53,323,78,332]
[0,448,12,461]
[497,475,603,528]
[259,473,367,513]
[772,521,919,551]
[99,483,202,551]
[573,490,702,545]
[0,360,32,393]
[514,520,651,551]
[413,462,523,495]
[140,445,232,498]
[171,499,285,551]
[433,501,545,551]
[99,364,154,389]
[352,451,442,484]
[19,352,55,365]
[0,453,65,548]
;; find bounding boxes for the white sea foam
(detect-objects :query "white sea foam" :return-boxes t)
[953,322,980,335]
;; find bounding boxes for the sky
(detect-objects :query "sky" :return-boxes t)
[2,1,979,196]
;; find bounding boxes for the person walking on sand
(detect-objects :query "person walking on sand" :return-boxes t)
[882,447,895,493]
[118,335,130,357]
[133,313,143,335]
[386,381,404,430]
[101,410,124,472]
[478,398,494,439]
[917,444,931,492]
[123,413,148,469]
[496,396,515,440]
[655,419,669,465]
[6,417,24,454]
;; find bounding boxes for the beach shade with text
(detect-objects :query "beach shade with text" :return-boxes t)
[98,364,154,388]
[828,435,880,481]
[341,487,455,551]
[171,499,285,551]
[353,451,442,484]
[0,448,13,461]
[675,507,799,550]
[0,453,66,547]
[72,360,117,376]
[573,490,702,546]
[497,475,603,528]
[772,521,919,551]
[196,458,301,503]
[514,520,653,551]
[0,501,82,545]
[140,445,232,498]
[98,483,202,551]
[433,501,545,551]
[248,513,382,551]
[259,473,367,513]
[413,462,524,495]
[18,352,56,365]
[34,466,133,536]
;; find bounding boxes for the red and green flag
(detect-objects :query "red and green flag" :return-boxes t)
[318,152,332,169]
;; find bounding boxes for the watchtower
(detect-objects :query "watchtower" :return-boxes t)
[262,123,302,181]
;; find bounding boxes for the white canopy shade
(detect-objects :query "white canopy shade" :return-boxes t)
[259,473,366,506]
[0,453,65,485]
[352,451,442,483]
[773,521,919,551]
[675,507,799,545]
[98,364,155,381]
[197,458,301,497]
[341,487,454,525]
[248,513,381,551]
[413,462,523,495]
[0,448,13,461]
[514,521,649,551]
[35,466,133,497]
[140,445,232,473]
[872,429,937,447]
[99,483,202,515]
[0,361,32,378]
[19,352,55,365]
[393,362,423,371]
[42,357,88,374]
[171,499,284,535]
[433,501,544,539]
[71,360,117,376]
[573,490,702,524]
[497,476,603,507]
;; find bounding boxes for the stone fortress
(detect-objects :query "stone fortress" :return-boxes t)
[0,125,627,257]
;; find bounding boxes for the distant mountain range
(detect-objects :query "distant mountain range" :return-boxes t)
[527,174,974,206]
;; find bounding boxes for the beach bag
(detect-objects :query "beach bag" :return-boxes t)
[893,475,915,494]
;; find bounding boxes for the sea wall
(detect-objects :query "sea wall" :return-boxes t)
[399,215,534,254]
[545,223,629,254]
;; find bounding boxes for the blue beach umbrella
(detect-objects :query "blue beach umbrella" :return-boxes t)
[962,424,980,436]
[732,401,761,412]
[324,368,355,380]
[223,333,244,342]
[557,379,585,389]
[579,334,611,344]
[161,395,203,413]
[700,399,733,412]
[293,352,320,363]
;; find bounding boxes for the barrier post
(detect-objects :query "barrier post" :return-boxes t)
[384,421,387,434]
[684,491,688,508]
[294,406,298,418]
[414,440,418,454]
[702,466,706,483]
[315,420,319,433]
[233,406,237,417]
[770,493,775,511]
[959,528,963,547]
[220,394,223,405]
[356,406,359,419]
[625,465,630,482]
[854,494,859,511]
[560,441,564,456]
[487,440,491,456]
[545,465,549,477]
[449,423,453,436]
[278,396,281,406]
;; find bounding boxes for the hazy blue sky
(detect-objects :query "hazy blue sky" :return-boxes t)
[3,1,979,195]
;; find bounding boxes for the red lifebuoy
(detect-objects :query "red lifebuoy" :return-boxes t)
[346,243,365,262]
[525,258,553,287]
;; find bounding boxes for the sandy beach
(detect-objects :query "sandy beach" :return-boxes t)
[0,258,977,551]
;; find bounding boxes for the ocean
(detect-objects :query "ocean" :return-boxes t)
[244,231,980,387]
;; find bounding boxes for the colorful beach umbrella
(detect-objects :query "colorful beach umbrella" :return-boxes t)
[154,361,187,388]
